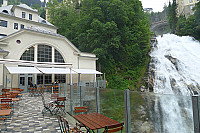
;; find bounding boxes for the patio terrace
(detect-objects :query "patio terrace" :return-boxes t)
[0,92,78,133]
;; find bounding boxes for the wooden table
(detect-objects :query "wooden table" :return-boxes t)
[9,91,20,94]
[74,112,120,132]
[0,98,20,102]
[0,109,12,116]
[11,98,20,102]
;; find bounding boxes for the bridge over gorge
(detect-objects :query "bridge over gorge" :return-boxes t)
[150,20,169,35]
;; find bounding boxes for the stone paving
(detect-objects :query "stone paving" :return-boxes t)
[0,93,77,133]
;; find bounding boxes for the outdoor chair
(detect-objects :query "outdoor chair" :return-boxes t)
[7,93,17,98]
[41,95,54,116]
[28,87,37,96]
[12,88,23,97]
[54,97,66,114]
[53,85,59,93]
[57,115,83,133]
[74,106,88,113]
[46,86,52,92]
[11,88,20,91]
[103,122,124,133]
[20,89,24,92]
[1,89,9,94]
[18,89,24,98]
[0,117,8,131]
[0,95,6,98]
[0,103,11,110]
[74,106,88,129]
[28,87,33,96]
[1,99,12,105]
[51,93,59,101]
[38,87,45,95]
[1,99,13,115]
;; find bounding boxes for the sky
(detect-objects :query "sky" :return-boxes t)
[140,0,171,12]
[41,0,169,12]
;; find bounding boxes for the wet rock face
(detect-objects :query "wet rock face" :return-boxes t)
[165,55,180,71]
[148,57,157,92]
[169,77,181,95]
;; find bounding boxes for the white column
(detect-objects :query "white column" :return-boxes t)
[70,67,72,85]
[34,45,38,84]
[0,55,3,87]
[52,47,55,83]
[2,0,8,7]
[0,64,4,86]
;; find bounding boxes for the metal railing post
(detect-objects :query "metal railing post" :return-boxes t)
[104,73,106,88]
[70,84,73,115]
[80,86,83,107]
[96,87,100,133]
[96,87,100,113]
[192,95,200,133]
[124,89,131,133]
[58,83,60,96]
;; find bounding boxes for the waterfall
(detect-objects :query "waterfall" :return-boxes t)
[149,34,200,133]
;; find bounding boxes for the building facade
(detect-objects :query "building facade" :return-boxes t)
[177,0,199,17]
[0,0,98,90]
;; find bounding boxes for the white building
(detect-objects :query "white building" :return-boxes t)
[0,0,99,91]
[176,0,199,17]
[144,8,153,13]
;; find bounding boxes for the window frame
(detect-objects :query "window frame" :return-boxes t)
[14,23,18,30]
[21,24,24,29]
[29,14,32,20]
[0,19,8,27]
[20,44,66,85]
[22,12,26,18]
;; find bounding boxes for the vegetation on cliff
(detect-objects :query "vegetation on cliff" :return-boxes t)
[167,0,200,40]
[176,2,200,40]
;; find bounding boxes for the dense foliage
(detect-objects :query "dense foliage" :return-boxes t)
[2,0,42,6]
[167,0,178,34]
[47,0,151,90]
[166,0,200,40]
[176,2,200,40]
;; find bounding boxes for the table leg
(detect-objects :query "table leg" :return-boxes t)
[85,127,95,133]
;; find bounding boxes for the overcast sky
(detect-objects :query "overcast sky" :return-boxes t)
[140,0,171,12]
[41,0,170,12]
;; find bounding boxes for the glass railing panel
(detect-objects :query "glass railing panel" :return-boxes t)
[80,86,96,113]
[58,83,67,97]
[66,86,97,115]
[129,91,194,133]
[99,88,125,132]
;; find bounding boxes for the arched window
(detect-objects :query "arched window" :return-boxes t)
[55,49,66,83]
[20,44,66,84]
[38,45,52,62]
[37,45,52,84]
[20,46,34,61]
[55,49,64,63]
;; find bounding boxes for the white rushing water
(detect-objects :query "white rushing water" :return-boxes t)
[150,34,200,133]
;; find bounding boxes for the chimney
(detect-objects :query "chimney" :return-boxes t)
[2,0,8,7]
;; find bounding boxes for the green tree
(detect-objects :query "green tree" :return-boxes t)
[47,0,151,90]
[168,0,178,33]
[47,0,79,41]
[176,2,200,40]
